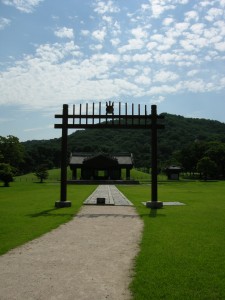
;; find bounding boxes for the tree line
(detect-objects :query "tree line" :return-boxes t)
[1,113,225,185]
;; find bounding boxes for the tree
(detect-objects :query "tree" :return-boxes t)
[0,135,24,171]
[197,157,217,180]
[0,151,3,162]
[35,165,49,183]
[0,163,13,187]
[205,142,225,178]
[177,141,206,174]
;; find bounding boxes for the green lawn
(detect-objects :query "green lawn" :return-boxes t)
[1,177,225,299]
[118,182,225,300]
[13,167,167,182]
[0,181,96,255]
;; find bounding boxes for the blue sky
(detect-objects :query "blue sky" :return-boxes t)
[0,0,225,141]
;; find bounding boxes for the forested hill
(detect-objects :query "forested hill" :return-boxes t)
[22,113,225,170]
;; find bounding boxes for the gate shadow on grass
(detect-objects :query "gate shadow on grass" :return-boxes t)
[150,209,157,218]
[27,208,74,218]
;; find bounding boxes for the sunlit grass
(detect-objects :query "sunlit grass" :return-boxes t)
[0,181,96,255]
[2,170,225,299]
[15,168,167,182]
[118,182,225,300]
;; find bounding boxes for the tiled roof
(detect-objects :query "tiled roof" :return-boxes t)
[70,153,133,166]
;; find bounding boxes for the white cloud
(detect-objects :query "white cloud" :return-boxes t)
[94,0,120,14]
[89,44,103,51]
[150,0,176,18]
[182,79,206,92]
[92,27,107,42]
[147,34,175,52]
[220,77,225,86]
[2,0,44,13]
[214,42,225,52]
[185,11,199,22]
[34,41,80,63]
[1,0,225,114]
[214,20,225,36]
[141,3,150,12]
[187,69,199,77]
[111,21,121,36]
[162,17,174,26]
[102,15,112,24]
[132,53,152,62]
[175,22,190,33]
[124,68,138,76]
[81,30,90,36]
[190,23,205,34]
[176,0,189,4]
[154,70,179,82]
[151,95,165,104]
[118,38,144,53]
[24,126,48,132]
[203,28,218,39]
[131,27,148,39]
[134,75,151,85]
[0,44,126,108]
[91,53,120,64]
[198,1,214,8]
[110,38,120,47]
[146,41,158,50]
[151,34,164,42]
[220,0,225,7]
[0,17,11,30]
[180,40,196,51]
[148,84,178,95]
[54,27,74,39]
[205,7,223,22]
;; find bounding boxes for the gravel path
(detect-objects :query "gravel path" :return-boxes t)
[0,205,143,300]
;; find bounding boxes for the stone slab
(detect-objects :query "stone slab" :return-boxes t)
[142,201,186,206]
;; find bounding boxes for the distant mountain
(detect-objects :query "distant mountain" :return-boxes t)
[22,113,225,170]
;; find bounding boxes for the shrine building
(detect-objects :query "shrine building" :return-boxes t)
[165,165,182,180]
[69,153,133,180]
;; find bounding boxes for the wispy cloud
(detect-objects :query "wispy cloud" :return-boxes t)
[0,0,225,110]
[24,125,52,132]
[0,17,11,30]
[94,0,120,14]
[54,27,74,39]
[2,0,44,13]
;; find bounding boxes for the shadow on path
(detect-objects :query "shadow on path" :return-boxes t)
[76,213,140,219]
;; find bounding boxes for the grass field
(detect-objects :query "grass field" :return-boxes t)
[0,181,96,255]
[1,172,225,299]
[118,182,225,299]
[13,167,167,182]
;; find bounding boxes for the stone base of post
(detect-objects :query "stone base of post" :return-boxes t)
[146,201,163,209]
[55,201,72,208]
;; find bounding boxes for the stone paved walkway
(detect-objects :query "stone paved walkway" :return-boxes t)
[83,185,133,206]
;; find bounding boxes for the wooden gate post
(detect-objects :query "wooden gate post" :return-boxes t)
[55,104,71,208]
[151,105,158,202]
[146,105,163,209]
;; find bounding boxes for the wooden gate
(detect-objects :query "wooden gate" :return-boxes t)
[54,102,164,208]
